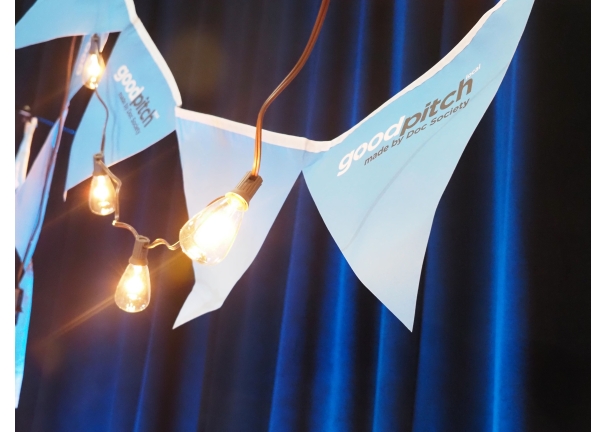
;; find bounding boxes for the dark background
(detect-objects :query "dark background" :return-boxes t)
[15,0,590,431]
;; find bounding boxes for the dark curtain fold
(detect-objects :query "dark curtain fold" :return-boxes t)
[15,0,590,431]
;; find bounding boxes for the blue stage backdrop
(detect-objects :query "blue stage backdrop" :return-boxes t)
[15,0,589,431]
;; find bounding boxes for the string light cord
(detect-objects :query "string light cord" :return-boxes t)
[94,152,180,251]
[89,71,179,252]
[252,0,331,177]
[148,238,180,250]
[94,88,109,154]
[92,72,140,237]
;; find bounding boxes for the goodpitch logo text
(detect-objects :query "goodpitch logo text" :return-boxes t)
[114,65,160,133]
[337,73,477,177]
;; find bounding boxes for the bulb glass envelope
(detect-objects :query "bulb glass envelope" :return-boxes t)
[115,263,151,312]
[115,235,151,312]
[89,174,116,215]
[180,193,249,265]
[82,52,105,89]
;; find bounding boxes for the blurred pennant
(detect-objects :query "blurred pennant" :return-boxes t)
[15,118,61,273]
[15,118,62,407]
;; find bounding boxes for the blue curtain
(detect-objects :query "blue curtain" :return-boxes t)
[15,0,590,430]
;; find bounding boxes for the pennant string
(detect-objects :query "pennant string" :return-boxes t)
[95,160,139,238]
[18,109,75,135]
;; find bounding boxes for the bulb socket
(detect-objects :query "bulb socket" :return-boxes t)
[230,171,263,204]
[90,34,100,54]
[93,153,105,176]
[129,235,150,266]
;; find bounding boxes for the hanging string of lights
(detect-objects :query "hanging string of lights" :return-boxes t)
[34,0,331,314]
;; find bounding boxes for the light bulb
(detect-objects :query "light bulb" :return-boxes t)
[82,35,105,89]
[89,154,116,215]
[180,172,263,265]
[89,174,116,215]
[115,236,151,313]
[180,192,248,265]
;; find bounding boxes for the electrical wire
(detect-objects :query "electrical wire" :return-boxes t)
[95,88,109,154]
[252,0,331,177]
[96,161,140,238]
[92,75,179,251]
[148,238,180,250]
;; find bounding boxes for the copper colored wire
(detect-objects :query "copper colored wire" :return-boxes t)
[95,88,109,154]
[96,159,179,250]
[252,0,331,177]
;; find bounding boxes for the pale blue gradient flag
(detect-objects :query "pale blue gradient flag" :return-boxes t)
[174,0,533,331]
[64,20,182,194]
[16,0,136,48]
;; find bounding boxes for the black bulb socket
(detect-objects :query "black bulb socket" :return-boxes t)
[230,171,263,204]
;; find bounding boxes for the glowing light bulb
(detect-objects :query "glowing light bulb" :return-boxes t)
[180,172,263,265]
[180,192,248,265]
[115,264,151,313]
[89,154,116,215]
[115,236,151,313]
[82,35,105,89]
[89,174,116,215]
